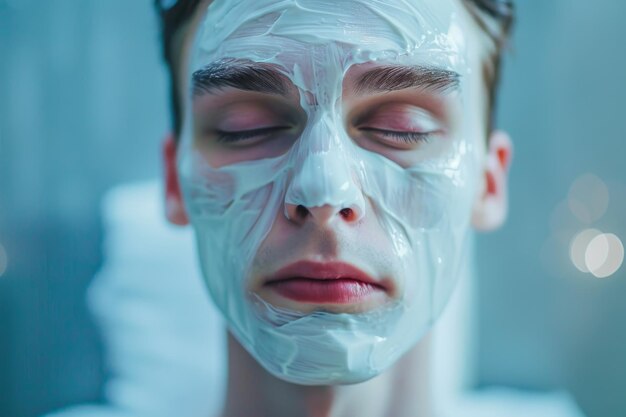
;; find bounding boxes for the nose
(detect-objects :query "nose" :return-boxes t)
[284,149,365,225]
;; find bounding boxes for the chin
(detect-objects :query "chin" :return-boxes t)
[227,294,416,386]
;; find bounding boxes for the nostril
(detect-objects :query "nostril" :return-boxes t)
[296,205,309,219]
[340,208,355,221]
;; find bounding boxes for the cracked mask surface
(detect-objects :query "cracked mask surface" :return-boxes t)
[178,0,485,384]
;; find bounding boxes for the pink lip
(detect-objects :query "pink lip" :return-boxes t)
[264,261,389,304]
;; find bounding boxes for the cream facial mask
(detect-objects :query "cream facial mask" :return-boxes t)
[178,0,483,384]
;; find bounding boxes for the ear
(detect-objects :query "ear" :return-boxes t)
[472,130,513,231]
[162,134,189,225]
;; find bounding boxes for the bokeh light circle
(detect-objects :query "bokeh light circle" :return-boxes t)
[570,229,602,273]
[585,233,624,278]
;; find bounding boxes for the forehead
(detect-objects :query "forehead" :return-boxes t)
[191,0,473,75]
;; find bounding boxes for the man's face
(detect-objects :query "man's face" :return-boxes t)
[166,0,510,384]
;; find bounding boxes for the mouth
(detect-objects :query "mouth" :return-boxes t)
[263,260,390,305]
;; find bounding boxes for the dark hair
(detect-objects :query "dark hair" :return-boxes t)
[155,0,514,136]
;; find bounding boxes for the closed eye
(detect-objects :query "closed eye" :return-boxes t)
[215,126,292,144]
[359,127,435,144]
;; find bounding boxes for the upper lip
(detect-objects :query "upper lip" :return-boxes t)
[265,260,388,291]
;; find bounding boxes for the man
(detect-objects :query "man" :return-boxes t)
[157,0,514,416]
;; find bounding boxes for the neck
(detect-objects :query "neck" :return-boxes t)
[221,332,434,417]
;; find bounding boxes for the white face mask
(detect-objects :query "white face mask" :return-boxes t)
[178,0,485,385]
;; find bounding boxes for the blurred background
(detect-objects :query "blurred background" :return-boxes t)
[1,1,625,416]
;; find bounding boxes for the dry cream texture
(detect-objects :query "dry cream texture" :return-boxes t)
[178,0,483,384]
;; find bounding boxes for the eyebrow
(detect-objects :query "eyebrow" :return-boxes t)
[192,59,290,97]
[192,60,460,98]
[354,65,461,95]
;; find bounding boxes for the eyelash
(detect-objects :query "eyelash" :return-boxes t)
[214,126,433,146]
[360,127,433,144]
[215,126,289,143]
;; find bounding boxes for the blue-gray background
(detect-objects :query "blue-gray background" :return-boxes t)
[1,1,625,416]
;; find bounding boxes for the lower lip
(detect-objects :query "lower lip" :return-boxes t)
[266,278,385,304]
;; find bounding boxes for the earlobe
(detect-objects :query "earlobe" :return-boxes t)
[472,130,513,231]
[163,134,190,226]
